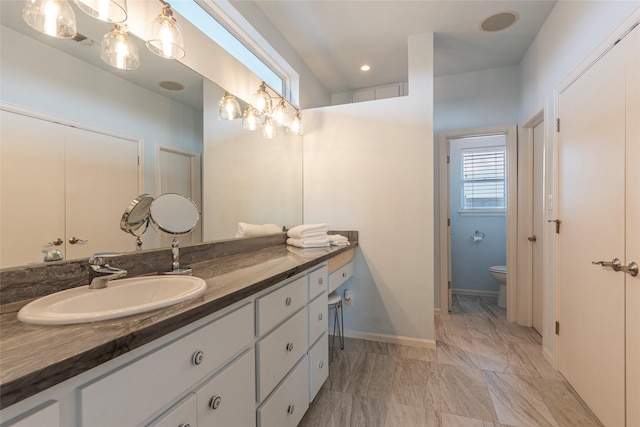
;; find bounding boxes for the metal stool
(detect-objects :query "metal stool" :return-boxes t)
[328,290,344,363]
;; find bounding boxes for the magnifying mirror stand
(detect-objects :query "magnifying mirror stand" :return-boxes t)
[135,236,143,251]
[162,237,192,275]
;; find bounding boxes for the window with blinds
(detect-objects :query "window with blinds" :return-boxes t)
[461,147,506,211]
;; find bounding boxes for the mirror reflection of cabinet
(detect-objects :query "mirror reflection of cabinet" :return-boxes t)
[0,109,140,267]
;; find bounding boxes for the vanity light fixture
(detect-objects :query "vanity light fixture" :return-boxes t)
[23,0,77,39]
[146,0,185,60]
[242,106,261,131]
[262,116,277,139]
[101,24,139,70]
[271,98,290,127]
[74,0,127,23]
[287,112,303,136]
[251,82,272,115]
[218,92,242,120]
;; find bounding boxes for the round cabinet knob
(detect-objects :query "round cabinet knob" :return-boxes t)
[318,313,323,321]
[319,360,324,369]
[210,395,222,410]
[192,350,204,365]
[287,404,295,415]
[285,296,292,306]
[286,342,294,352]
[318,277,324,285]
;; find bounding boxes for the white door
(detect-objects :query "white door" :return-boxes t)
[0,111,65,267]
[624,25,640,427]
[557,27,637,427]
[65,126,140,260]
[531,120,544,334]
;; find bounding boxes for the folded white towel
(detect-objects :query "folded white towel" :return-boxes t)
[287,237,330,248]
[287,223,328,239]
[236,222,282,238]
[329,234,350,246]
[287,245,333,258]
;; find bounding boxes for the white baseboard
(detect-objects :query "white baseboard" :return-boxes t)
[451,289,499,297]
[543,345,556,369]
[434,308,441,316]
[341,329,437,349]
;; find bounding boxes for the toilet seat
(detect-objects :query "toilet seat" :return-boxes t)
[489,265,506,274]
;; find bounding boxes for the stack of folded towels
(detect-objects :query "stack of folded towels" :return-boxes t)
[236,222,282,238]
[286,223,350,248]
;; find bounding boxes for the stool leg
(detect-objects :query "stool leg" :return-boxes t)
[338,300,344,350]
[330,304,339,363]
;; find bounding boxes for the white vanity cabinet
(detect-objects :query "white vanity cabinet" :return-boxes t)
[1,262,334,427]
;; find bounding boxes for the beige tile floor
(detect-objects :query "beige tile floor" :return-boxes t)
[299,294,602,427]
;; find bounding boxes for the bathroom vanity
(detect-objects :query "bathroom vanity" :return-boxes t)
[0,234,356,426]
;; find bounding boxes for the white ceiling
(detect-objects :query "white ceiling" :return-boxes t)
[239,0,557,94]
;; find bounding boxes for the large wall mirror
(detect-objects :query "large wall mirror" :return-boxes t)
[0,1,303,269]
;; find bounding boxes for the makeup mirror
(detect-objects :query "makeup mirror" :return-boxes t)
[120,194,154,251]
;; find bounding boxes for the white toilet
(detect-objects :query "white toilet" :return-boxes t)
[489,265,507,308]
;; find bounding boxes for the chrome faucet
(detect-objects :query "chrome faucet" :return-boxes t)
[88,253,127,289]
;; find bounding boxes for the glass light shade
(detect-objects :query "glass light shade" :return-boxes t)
[218,93,242,120]
[74,0,127,23]
[287,112,303,136]
[146,5,185,59]
[251,83,272,115]
[262,116,277,139]
[101,24,139,70]
[242,106,261,131]
[23,0,77,38]
[272,98,290,127]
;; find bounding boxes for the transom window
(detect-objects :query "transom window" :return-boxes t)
[461,146,506,211]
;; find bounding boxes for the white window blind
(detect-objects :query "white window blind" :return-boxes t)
[462,147,506,210]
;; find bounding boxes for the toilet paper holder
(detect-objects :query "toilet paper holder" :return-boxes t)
[471,230,485,242]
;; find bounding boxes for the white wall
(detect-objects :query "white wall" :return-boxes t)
[518,1,640,357]
[433,65,519,307]
[303,34,434,345]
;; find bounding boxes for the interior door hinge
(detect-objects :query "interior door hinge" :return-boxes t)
[447,218,451,227]
[448,281,452,289]
[555,321,560,335]
[555,118,560,132]
[137,156,140,166]
[447,155,450,164]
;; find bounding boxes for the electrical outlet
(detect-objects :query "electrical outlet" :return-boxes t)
[344,289,353,306]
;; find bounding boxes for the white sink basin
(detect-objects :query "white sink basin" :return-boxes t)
[18,276,207,325]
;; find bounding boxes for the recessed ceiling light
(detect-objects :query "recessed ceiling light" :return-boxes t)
[159,81,185,91]
[360,65,371,71]
[481,11,519,32]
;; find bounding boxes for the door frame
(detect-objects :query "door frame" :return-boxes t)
[438,125,518,320]
[517,110,545,330]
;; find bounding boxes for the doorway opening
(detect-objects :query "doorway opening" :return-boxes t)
[439,126,517,319]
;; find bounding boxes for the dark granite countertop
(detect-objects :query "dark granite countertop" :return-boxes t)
[0,243,355,409]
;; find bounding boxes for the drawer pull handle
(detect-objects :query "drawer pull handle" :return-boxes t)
[210,395,222,410]
[318,313,323,321]
[286,342,294,352]
[319,360,324,369]
[179,424,191,427]
[318,277,324,285]
[285,296,292,306]
[192,350,204,365]
[287,404,295,415]
[342,272,347,278]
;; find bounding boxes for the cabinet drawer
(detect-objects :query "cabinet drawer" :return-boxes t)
[256,276,306,336]
[308,293,328,346]
[329,261,353,293]
[308,333,329,402]
[79,303,253,427]
[147,394,196,427]
[4,401,60,427]
[257,356,309,427]
[197,349,255,427]
[308,265,328,300]
[256,308,307,402]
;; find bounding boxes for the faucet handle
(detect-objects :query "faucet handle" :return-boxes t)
[89,252,122,266]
